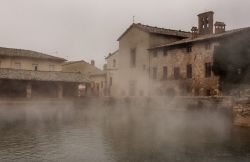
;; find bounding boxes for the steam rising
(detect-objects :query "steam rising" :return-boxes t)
[0,98,235,161]
[213,31,250,94]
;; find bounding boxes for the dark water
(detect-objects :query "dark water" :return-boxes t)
[0,100,250,162]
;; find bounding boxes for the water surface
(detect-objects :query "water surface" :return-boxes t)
[0,100,250,162]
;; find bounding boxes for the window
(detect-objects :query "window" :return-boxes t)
[129,80,136,96]
[32,64,38,71]
[186,46,192,53]
[187,64,192,79]
[96,83,100,90]
[174,67,180,80]
[186,86,192,94]
[109,77,113,87]
[49,65,55,71]
[139,90,144,96]
[237,68,242,75]
[130,48,136,68]
[205,63,212,78]
[101,81,103,88]
[113,59,116,68]
[205,43,211,50]
[162,66,168,80]
[194,88,200,96]
[206,89,211,96]
[14,62,21,69]
[153,51,157,57]
[163,49,168,56]
[153,67,157,80]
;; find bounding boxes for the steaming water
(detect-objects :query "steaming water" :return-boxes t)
[0,100,250,162]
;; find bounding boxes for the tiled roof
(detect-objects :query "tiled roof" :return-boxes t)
[0,47,66,62]
[62,60,88,66]
[117,23,191,41]
[149,27,250,50]
[0,68,90,83]
[89,71,106,76]
[62,60,106,76]
[105,50,119,59]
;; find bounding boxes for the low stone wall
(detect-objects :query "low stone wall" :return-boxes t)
[89,96,233,112]
[233,99,250,127]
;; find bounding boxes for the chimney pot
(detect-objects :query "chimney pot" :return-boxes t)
[91,60,95,66]
[191,26,198,39]
[214,21,226,34]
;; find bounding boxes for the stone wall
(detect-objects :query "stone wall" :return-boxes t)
[113,26,187,97]
[233,100,250,127]
[117,27,150,97]
[105,51,119,96]
[149,41,220,96]
[0,56,62,71]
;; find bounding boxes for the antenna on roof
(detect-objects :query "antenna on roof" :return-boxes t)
[133,16,135,24]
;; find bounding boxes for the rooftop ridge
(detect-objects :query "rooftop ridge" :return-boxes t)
[149,26,250,50]
[117,22,191,41]
[135,23,191,34]
[0,68,82,74]
[105,49,119,59]
[62,59,104,72]
[0,46,66,61]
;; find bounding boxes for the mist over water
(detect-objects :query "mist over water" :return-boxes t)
[0,99,250,162]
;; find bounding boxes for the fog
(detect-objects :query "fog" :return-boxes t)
[0,98,238,161]
[0,1,250,161]
[1,0,250,67]
[213,29,250,95]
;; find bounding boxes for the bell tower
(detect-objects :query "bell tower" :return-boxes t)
[198,11,214,35]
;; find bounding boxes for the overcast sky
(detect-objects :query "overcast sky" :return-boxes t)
[0,0,250,68]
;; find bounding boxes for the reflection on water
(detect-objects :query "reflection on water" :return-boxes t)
[0,100,250,162]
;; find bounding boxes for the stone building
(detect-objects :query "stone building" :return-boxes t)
[0,47,64,71]
[104,50,119,96]
[0,47,89,98]
[106,23,191,96]
[62,60,106,96]
[107,11,250,97]
[149,11,250,96]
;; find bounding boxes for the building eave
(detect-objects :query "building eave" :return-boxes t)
[0,68,90,83]
[149,27,250,51]
[117,23,191,41]
[0,47,67,62]
[105,50,119,59]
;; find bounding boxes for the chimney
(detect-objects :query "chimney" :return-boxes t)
[191,26,198,39]
[91,60,95,66]
[198,11,214,35]
[214,21,226,34]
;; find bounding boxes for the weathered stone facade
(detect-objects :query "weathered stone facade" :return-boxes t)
[106,23,189,97]
[0,47,89,98]
[0,47,64,71]
[106,11,250,97]
[104,50,119,96]
[233,100,250,127]
[149,41,220,96]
